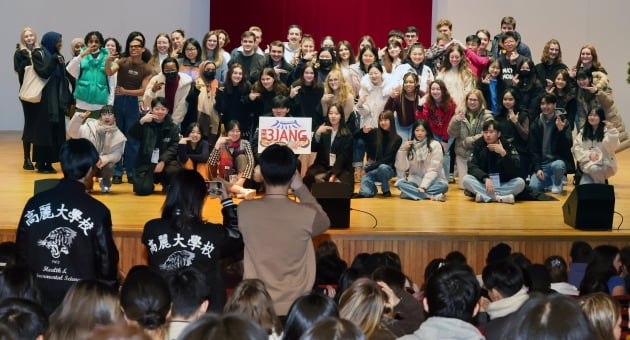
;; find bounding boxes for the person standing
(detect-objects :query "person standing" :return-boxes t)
[238,144,330,316]
[16,138,119,315]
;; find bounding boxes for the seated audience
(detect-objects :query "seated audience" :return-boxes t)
[339,278,397,340]
[0,265,40,303]
[0,298,48,340]
[579,292,622,340]
[579,245,626,296]
[568,241,592,288]
[224,279,283,339]
[142,169,243,312]
[282,292,339,340]
[300,317,366,340]
[90,324,151,340]
[544,255,579,296]
[398,264,483,340]
[164,267,210,340]
[177,313,268,340]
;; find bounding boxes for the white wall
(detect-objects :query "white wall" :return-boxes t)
[433,0,630,128]
[0,0,209,131]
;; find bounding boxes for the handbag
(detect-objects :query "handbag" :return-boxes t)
[18,51,49,103]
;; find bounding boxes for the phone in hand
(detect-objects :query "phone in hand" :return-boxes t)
[555,108,568,122]
[205,180,223,197]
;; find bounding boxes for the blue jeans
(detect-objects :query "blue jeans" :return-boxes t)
[398,178,448,200]
[353,136,367,167]
[529,160,566,191]
[434,135,452,179]
[462,174,526,202]
[114,95,141,178]
[359,163,394,197]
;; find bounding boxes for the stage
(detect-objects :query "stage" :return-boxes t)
[1,131,628,284]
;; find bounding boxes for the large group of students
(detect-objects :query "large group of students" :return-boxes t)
[6,14,630,340]
[13,16,629,201]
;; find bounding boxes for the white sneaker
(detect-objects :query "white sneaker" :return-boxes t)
[98,178,110,193]
[551,185,563,194]
[475,193,483,202]
[237,189,256,200]
[431,193,446,202]
[496,194,515,204]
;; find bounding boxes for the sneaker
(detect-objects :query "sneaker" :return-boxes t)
[352,193,368,199]
[551,185,563,194]
[112,176,123,184]
[98,178,110,193]
[237,189,256,200]
[496,194,515,204]
[431,193,446,202]
[475,193,483,202]
[382,191,392,197]
[448,175,456,184]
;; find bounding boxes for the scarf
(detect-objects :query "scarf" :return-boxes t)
[218,140,240,178]
[93,121,119,153]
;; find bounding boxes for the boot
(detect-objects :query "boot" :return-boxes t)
[23,157,34,170]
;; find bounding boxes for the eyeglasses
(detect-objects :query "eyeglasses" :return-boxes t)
[129,45,143,49]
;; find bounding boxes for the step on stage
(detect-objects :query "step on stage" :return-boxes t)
[1,131,628,284]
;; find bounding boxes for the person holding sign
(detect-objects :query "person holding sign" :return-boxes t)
[461,119,525,203]
[208,120,256,200]
[304,103,354,188]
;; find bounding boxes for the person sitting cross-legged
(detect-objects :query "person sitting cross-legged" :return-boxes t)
[462,119,525,203]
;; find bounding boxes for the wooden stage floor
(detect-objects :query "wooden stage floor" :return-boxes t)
[1,131,629,283]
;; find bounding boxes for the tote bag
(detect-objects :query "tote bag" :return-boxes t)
[18,51,49,103]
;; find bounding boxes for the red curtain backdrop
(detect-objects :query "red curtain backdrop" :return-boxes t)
[210,0,433,53]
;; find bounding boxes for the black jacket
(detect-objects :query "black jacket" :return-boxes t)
[468,136,521,183]
[16,179,119,315]
[142,198,243,312]
[528,113,575,174]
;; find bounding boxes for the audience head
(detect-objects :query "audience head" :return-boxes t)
[544,256,569,283]
[505,293,594,340]
[482,260,524,301]
[424,264,480,321]
[161,169,205,230]
[350,253,371,275]
[300,317,366,340]
[258,144,297,187]
[579,292,621,340]
[120,266,171,333]
[177,313,268,340]
[0,265,39,302]
[371,266,406,292]
[335,268,363,303]
[46,280,121,340]
[165,267,209,320]
[486,242,512,265]
[338,278,388,339]
[525,264,553,295]
[60,138,99,181]
[423,258,446,285]
[283,293,339,340]
[0,298,47,340]
[580,245,621,295]
[571,241,593,263]
[445,251,467,266]
[0,242,16,272]
[224,279,282,336]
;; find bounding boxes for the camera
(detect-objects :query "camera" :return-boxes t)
[205,180,223,197]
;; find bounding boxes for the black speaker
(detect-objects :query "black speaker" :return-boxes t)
[562,184,615,230]
[311,182,353,229]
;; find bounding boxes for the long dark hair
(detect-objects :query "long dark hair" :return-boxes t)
[252,68,289,95]
[401,72,420,121]
[579,245,620,296]
[325,103,350,137]
[497,88,522,118]
[581,108,606,142]
[161,169,205,230]
[296,62,321,92]
[224,63,250,94]
[407,119,438,160]
[376,110,398,157]
[426,80,453,113]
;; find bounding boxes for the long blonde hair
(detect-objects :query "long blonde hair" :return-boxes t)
[339,278,388,338]
[324,69,354,101]
[18,27,39,51]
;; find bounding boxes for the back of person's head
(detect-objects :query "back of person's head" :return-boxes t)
[259,144,297,186]
[363,253,389,275]
[381,251,402,271]
[0,265,40,302]
[544,256,569,283]
[0,242,16,272]
[423,258,446,285]
[178,312,268,340]
[271,95,291,109]
[161,169,205,229]
[0,324,14,340]
[224,279,282,336]
[349,253,370,275]
[0,298,47,340]
[482,260,524,299]
[60,138,99,180]
[571,241,593,263]
[120,266,171,331]
[505,293,594,340]
[424,264,480,321]
[90,324,151,340]
[299,317,366,340]
[316,241,341,261]
[579,292,621,340]
[334,268,363,303]
[47,279,121,340]
[165,267,209,319]
[525,264,553,294]
[338,278,386,338]
[283,293,339,340]
[445,251,467,266]
[371,266,406,292]
[486,242,512,265]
